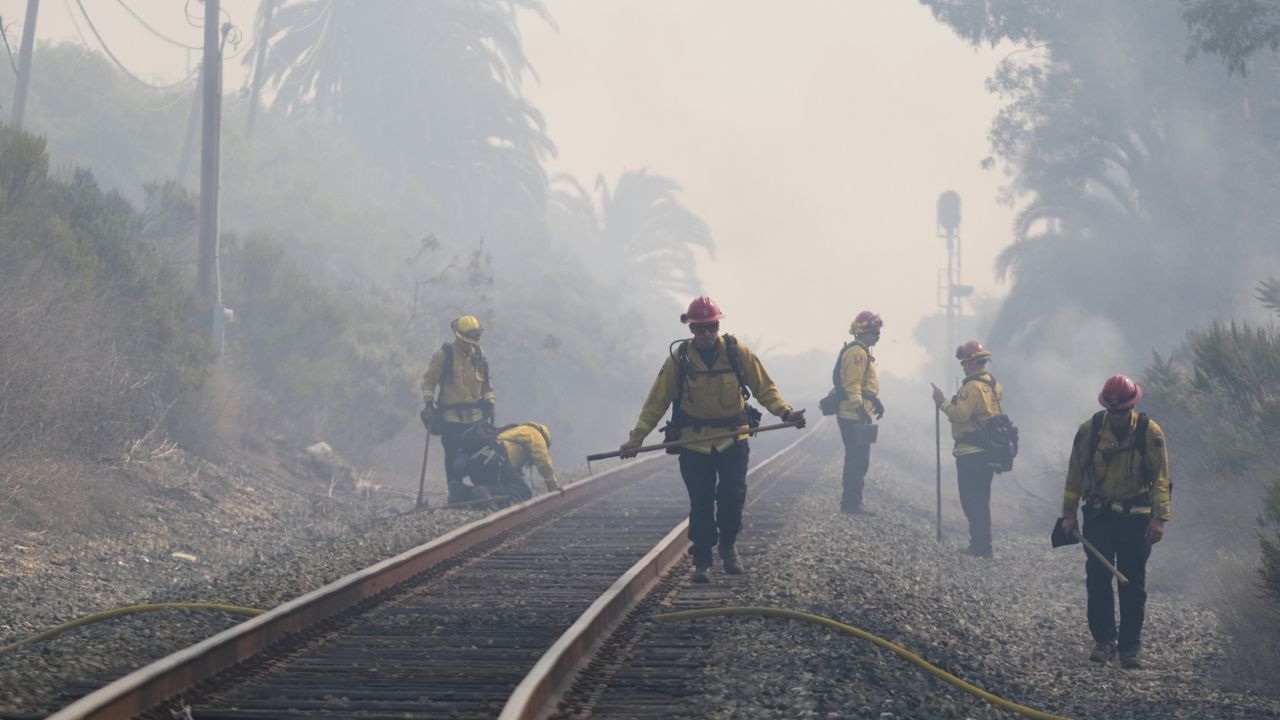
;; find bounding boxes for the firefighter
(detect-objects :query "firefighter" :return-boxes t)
[420,315,495,504]
[497,422,562,494]
[931,340,1003,557]
[618,296,805,584]
[1059,374,1170,669]
[837,311,884,514]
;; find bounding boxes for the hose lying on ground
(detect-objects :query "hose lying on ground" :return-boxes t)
[655,605,1073,720]
[0,602,263,656]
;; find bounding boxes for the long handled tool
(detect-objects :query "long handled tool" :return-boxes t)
[935,404,943,542]
[586,420,803,466]
[415,432,431,509]
[1075,528,1129,585]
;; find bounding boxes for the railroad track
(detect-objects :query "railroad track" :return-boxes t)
[46,427,819,720]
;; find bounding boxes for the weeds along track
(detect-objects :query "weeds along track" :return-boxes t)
[45,431,817,720]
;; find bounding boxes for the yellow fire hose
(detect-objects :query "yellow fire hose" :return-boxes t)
[655,606,1073,720]
[0,602,264,656]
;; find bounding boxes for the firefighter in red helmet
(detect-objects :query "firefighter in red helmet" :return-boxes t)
[932,341,1003,557]
[1060,374,1170,669]
[619,296,805,584]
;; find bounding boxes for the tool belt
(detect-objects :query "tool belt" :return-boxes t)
[1085,496,1152,516]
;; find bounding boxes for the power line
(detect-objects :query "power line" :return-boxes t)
[72,0,198,91]
[0,17,18,76]
[114,0,201,50]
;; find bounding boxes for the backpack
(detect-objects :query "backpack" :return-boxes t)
[660,335,762,453]
[962,376,1019,474]
[1082,411,1153,499]
[819,341,870,416]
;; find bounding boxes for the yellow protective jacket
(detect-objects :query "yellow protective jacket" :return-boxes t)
[939,371,1003,457]
[1062,412,1171,522]
[498,424,557,489]
[837,341,879,421]
[419,339,495,424]
[629,336,792,454]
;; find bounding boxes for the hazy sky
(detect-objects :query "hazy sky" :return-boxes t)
[5,0,1014,376]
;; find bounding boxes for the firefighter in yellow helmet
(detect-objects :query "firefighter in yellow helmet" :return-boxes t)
[931,340,1003,557]
[420,315,496,504]
[617,297,806,584]
[498,422,561,493]
[1060,374,1170,669]
[836,311,884,514]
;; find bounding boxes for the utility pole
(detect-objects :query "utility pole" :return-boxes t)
[936,190,972,386]
[198,0,226,355]
[245,0,277,139]
[10,0,40,129]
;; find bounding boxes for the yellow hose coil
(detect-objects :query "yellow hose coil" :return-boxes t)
[0,602,264,656]
[655,606,1072,720]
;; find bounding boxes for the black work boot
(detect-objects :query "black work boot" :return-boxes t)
[1089,641,1116,664]
[1120,646,1142,669]
[691,563,712,583]
[719,543,744,575]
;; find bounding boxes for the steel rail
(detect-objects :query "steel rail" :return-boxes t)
[47,455,659,720]
[498,420,822,720]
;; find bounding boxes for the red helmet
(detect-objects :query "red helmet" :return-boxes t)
[681,296,725,324]
[850,311,884,335]
[955,340,992,361]
[1099,374,1142,410]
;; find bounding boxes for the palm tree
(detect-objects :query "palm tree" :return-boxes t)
[244,0,556,234]
[548,168,714,306]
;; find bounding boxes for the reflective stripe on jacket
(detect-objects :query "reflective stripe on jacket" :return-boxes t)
[629,336,791,454]
[1063,412,1171,522]
[419,339,495,424]
[940,372,1002,457]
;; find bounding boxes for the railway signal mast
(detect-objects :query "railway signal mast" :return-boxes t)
[936,190,973,386]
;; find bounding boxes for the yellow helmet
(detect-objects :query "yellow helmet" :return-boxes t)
[451,315,483,344]
[528,422,552,448]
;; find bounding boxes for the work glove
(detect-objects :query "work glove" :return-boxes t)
[619,439,643,459]
[480,398,495,423]
[931,384,946,407]
[420,403,434,430]
[546,474,563,493]
[869,396,885,420]
[782,408,807,429]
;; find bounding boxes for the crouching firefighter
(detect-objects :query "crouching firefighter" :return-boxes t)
[420,315,496,505]
[1060,374,1170,669]
[618,296,805,584]
[453,422,561,507]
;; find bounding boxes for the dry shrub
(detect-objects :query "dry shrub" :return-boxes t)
[1216,550,1280,693]
[0,256,169,458]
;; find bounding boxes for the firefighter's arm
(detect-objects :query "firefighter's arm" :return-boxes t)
[940,383,979,424]
[628,359,678,444]
[420,349,444,404]
[1148,423,1171,522]
[744,348,791,417]
[1062,426,1088,518]
[841,347,867,407]
[530,434,556,484]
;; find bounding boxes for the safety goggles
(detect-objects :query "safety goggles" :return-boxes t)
[690,322,720,335]
[461,329,483,341]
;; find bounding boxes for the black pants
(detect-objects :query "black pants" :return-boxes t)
[1083,508,1152,652]
[837,417,872,510]
[438,422,474,491]
[678,441,750,566]
[955,453,994,553]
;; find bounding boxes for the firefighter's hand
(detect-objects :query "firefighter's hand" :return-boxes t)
[619,439,642,459]
[420,404,434,430]
[870,396,885,420]
[546,475,563,494]
[784,409,807,429]
[1060,516,1078,540]
[931,383,946,407]
[480,398,495,423]
[1145,518,1165,545]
